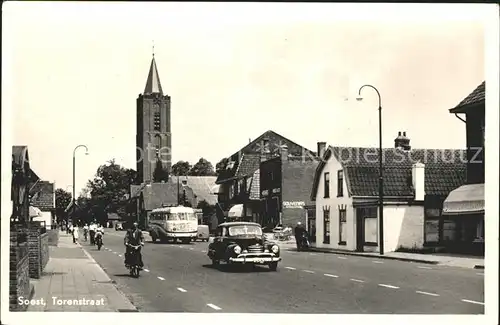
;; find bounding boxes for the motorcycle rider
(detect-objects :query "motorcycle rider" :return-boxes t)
[124,222,144,269]
[294,222,308,251]
[83,224,89,242]
[89,222,97,245]
[95,224,104,246]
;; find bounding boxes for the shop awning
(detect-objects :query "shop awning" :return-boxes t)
[228,204,243,218]
[442,184,484,216]
[29,206,42,218]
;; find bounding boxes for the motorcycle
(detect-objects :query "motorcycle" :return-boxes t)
[297,233,310,251]
[95,232,103,250]
[126,244,143,278]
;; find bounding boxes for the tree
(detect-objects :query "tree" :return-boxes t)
[189,158,216,176]
[215,158,229,175]
[153,159,169,182]
[55,188,72,223]
[171,161,192,176]
[197,200,215,216]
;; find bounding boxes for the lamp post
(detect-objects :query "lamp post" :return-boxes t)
[72,145,89,225]
[357,85,384,255]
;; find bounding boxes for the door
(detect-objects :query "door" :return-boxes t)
[356,208,364,252]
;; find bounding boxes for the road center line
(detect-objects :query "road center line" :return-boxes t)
[378,284,400,289]
[324,273,339,278]
[303,270,315,273]
[285,267,296,270]
[189,248,194,250]
[461,299,484,305]
[157,276,165,281]
[418,266,432,269]
[338,257,347,260]
[309,253,317,256]
[118,254,122,257]
[372,261,384,264]
[113,252,117,254]
[177,288,187,292]
[416,291,440,297]
[143,269,150,272]
[350,278,364,283]
[207,303,222,310]
[476,272,484,275]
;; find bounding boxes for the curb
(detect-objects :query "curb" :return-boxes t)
[474,265,485,269]
[77,243,138,312]
[307,247,440,265]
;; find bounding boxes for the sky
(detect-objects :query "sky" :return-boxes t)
[2,3,492,197]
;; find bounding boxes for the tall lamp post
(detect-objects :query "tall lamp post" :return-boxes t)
[72,145,89,225]
[357,85,384,255]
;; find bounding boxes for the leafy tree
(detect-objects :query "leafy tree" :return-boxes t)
[55,188,72,223]
[171,161,192,176]
[153,159,169,183]
[215,158,229,175]
[197,199,216,216]
[189,158,216,176]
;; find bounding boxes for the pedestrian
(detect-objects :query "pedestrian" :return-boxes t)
[72,225,79,244]
[83,224,89,241]
[294,222,306,251]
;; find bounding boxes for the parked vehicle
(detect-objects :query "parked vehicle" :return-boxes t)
[126,244,142,278]
[115,222,123,231]
[196,225,210,242]
[148,206,198,243]
[207,222,282,271]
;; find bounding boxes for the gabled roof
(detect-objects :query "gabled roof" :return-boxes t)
[449,81,485,113]
[311,146,467,200]
[138,182,196,211]
[169,176,218,205]
[30,181,55,210]
[144,56,163,95]
[216,130,317,184]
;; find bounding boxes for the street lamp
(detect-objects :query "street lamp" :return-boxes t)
[357,85,384,255]
[72,145,89,225]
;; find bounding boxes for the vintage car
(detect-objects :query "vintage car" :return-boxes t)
[207,222,281,271]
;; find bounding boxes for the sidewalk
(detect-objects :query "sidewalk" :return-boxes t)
[27,232,137,312]
[280,243,484,269]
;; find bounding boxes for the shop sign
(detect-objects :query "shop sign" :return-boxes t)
[283,201,305,208]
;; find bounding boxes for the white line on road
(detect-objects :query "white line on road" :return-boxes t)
[350,278,364,283]
[309,253,317,256]
[118,254,122,257]
[378,284,400,289]
[285,267,296,270]
[177,288,187,292]
[476,272,484,275]
[189,248,194,250]
[207,303,222,311]
[416,291,440,297]
[157,276,165,281]
[372,261,384,264]
[461,299,484,305]
[324,273,339,278]
[338,256,347,259]
[144,269,150,272]
[303,270,315,273]
[201,250,207,253]
[113,252,117,254]
[418,266,432,269]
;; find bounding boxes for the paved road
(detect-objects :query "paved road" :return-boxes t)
[81,231,484,313]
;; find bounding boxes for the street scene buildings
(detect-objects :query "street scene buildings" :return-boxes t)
[4,3,496,321]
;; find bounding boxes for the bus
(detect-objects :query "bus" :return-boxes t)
[148,206,198,243]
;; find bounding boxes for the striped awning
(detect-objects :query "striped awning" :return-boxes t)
[442,184,484,216]
[228,204,243,218]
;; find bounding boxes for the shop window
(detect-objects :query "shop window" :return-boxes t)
[339,209,347,245]
[337,170,344,197]
[425,219,440,243]
[323,210,330,244]
[324,172,330,198]
[442,220,457,242]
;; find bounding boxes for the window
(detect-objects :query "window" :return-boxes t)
[339,209,347,245]
[337,170,344,197]
[323,210,330,244]
[324,172,330,198]
[442,220,457,242]
[424,208,441,244]
[154,112,161,131]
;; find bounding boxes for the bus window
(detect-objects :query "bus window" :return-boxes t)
[167,213,179,221]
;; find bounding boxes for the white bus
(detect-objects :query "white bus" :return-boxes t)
[148,206,198,243]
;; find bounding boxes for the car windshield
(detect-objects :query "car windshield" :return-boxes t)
[228,225,262,236]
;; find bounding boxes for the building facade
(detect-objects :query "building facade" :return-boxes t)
[136,55,172,184]
[442,81,485,255]
[311,133,467,253]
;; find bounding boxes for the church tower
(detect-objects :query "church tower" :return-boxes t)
[136,54,172,184]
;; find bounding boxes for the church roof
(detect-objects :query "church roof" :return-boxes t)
[144,56,163,95]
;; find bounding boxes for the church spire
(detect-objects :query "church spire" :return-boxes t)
[144,52,163,95]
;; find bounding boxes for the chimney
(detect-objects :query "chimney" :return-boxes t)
[280,144,289,161]
[412,162,425,201]
[395,131,411,151]
[317,142,326,158]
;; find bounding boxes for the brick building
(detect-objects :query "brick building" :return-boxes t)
[29,180,55,229]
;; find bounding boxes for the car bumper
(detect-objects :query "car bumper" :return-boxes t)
[165,231,197,238]
[229,254,281,264]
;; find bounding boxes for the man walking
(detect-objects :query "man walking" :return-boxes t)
[294,222,307,251]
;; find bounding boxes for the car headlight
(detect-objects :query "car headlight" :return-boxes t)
[233,245,242,254]
[271,245,279,253]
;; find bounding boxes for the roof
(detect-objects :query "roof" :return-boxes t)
[449,81,485,113]
[169,176,218,205]
[216,130,317,184]
[218,222,261,227]
[442,183,484,215]
[311,146,467,200]
[144,56,163,95]
[30,181,55,210]
[140,182,196,211]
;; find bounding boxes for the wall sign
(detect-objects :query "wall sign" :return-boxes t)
[283,201,305,208]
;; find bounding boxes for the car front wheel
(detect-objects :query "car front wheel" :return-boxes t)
[269,262,278,271]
